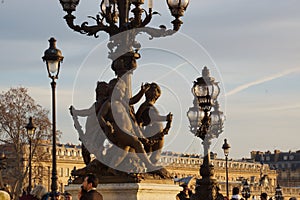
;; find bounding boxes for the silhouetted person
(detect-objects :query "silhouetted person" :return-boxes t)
[176,184,192,200]
[231,187,241,200]
[260,193,268,200]
[78,174,103,200]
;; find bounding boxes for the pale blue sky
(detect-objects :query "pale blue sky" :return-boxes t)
[0,0,300,159]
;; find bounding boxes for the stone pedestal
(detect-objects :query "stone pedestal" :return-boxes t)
[65,183,181,200]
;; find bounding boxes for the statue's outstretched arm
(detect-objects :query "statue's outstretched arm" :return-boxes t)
[70,104,95,117]
[129,83,150,105]
[149,107,169,122]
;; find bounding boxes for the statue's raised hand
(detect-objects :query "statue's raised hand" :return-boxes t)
[141,82,150,93]
[166,112,173,122]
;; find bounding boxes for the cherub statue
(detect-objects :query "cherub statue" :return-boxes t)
[98,78,158,172]
[136,82,173,164]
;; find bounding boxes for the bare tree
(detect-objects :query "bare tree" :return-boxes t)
[0,87,60,199]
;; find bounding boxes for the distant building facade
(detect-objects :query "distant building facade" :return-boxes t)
[251,150,300,187]
[160,151,279,198]
[1,141,299,199]
[0,140,85,193]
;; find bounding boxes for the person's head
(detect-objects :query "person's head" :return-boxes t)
[64,191,72,200]
[289,197,297,200]
[180,184,188,191]
[0,190,10,200]
[82,173,99,191]
[31,185,47,199]
[54,191,61,200]
[232,187,240,195]
[260,192,268,200]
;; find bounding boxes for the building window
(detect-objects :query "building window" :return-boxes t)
[60,168,63,177]
[38,166,43,176]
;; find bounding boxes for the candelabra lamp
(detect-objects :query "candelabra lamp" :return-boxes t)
[59,0,189,99]
[187,66,225,200]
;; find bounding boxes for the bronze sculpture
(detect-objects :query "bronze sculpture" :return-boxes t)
[70,78,173,183]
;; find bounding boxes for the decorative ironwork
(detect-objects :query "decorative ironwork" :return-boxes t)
[59,0,189,77]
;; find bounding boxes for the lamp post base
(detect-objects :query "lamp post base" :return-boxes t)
[191,177,219,200]
[191,163,219,200]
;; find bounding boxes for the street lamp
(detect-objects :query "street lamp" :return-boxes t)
[222,139,230,198]
[42,37,64,200]
[275,184,284,200]
[187,66,225,200]
[25,117,36,193]
[242,180,251,200]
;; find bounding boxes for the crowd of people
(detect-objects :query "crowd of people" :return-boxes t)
[1,173,299,200]
[175,185,298,200]
[18,186,72,200]
[16,174,102,200]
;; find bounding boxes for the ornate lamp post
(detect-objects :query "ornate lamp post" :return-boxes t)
[25,117,36,194]
[222,139,230,198]
[187,66,225,200]
[0,152,7,189]
[58,0,189,99]
[242,180,251,200]
[42,37,64,200]
[274,184,284,200]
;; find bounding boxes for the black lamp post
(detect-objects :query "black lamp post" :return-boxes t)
[242,180,251,200]
[222,139,230,198]
[0,152,7,189]
[187,66,225,200]
[25,117,36,194]
[275,184,284,200]
[42,37,64,200]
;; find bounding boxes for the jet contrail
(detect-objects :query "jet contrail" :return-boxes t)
[226,68,300,97]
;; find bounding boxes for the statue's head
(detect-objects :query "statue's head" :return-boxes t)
[145,82,161,102]
[95,81,109,101]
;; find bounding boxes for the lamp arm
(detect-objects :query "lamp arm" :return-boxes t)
[64,13,111,38]
[139,26,176,40]
[103,9,119,29]
[140,8,152,27]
